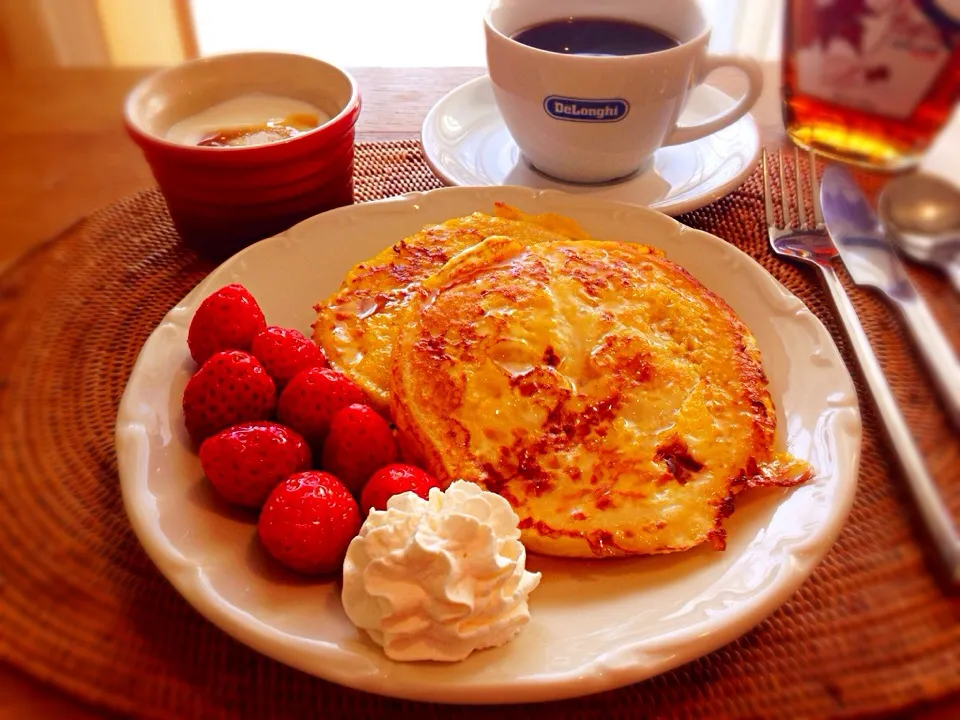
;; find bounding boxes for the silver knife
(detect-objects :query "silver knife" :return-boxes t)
[821,165,960,433]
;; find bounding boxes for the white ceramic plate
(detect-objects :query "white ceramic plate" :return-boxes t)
[421,76,762,216]
[116,187,861,705]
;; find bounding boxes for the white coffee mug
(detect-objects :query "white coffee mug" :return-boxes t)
[484,0,764,184]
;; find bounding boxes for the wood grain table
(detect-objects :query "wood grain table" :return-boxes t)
[0,64,954,720]
[0,67,479,272]
[0,64,788,273]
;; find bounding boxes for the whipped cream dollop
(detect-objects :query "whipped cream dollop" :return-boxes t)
[341,480,541,662]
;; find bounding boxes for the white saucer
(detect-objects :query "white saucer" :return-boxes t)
[421,76,761,216]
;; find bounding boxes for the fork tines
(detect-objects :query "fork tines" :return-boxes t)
[762,146,823,232]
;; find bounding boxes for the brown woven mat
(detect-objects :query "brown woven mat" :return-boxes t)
[1,139,959,720]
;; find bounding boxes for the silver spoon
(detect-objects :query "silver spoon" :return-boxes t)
[879,173,960,292]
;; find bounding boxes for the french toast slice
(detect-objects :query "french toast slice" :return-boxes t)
[390,237,811,558]
[313,204,591,413]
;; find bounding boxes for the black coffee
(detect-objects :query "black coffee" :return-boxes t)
[511,17,679,57]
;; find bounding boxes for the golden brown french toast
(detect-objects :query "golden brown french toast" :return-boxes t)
[312,204,592,413]
[390,236,811,558]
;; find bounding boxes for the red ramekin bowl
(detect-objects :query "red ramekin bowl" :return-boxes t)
[124,52,361,259]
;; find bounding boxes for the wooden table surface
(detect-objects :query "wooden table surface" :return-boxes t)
[0,66,481,272]
[0,64,954,719]
[0,64,788,272]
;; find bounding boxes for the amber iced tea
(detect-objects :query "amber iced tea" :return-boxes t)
[782,0,960,171]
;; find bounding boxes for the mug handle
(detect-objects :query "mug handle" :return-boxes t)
[662,55,764,147]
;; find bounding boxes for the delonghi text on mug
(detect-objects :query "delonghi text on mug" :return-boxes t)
[544,97,630,123]
[484,0,764,184]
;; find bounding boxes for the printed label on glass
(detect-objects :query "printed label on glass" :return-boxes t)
[793,0,958,120]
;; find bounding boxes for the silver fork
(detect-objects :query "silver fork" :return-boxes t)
[763,147,960,586]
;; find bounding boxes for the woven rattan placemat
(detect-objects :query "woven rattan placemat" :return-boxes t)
[1,139,958,720]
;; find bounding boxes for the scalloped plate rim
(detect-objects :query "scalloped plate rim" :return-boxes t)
[116,185,861,704]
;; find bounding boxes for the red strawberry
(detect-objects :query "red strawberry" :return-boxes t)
[360,463,440,516]
[188,283,267,365]
[182,350,276,446]
[199,422,312,507]
[258,471,361,575]
[251,326,327,388]
[277,367,367,448]
[321,404,398,494]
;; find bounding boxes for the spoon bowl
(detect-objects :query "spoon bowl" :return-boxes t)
[879,172,960,291]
